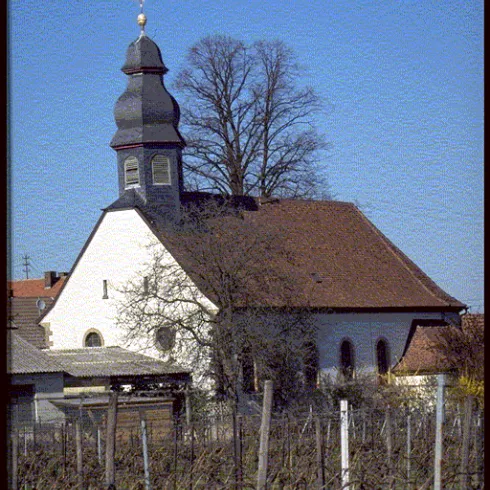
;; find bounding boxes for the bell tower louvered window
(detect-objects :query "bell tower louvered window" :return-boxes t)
[124,156,140,187]
[152,155,171,185]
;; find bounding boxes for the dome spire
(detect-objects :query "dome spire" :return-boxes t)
[137,0,147,34]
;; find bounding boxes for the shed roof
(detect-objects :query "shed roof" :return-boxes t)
[8,332,66,375]
[45,347,190,378]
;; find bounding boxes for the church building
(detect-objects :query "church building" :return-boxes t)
[38,12,466,393]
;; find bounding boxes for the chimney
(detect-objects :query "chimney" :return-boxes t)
[44,271,57,289]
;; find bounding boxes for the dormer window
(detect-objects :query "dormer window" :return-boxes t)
[124,156,140,187]
[152,155,171,185]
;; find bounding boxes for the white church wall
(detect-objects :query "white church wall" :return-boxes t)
[41,208,217,386]
[315,310,460,378]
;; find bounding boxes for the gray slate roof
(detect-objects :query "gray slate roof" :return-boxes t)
[8,332,65,375]
[45,346,190,378]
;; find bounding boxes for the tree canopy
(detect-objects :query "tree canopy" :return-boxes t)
[175,36,330,199]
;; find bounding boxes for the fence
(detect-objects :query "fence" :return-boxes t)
[8,394,484,489]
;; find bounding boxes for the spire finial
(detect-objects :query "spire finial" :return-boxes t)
[137,0,147,33]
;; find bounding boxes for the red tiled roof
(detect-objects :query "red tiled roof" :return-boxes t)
[8,277,66,298]
[392,325,459,374]
[154,199,465,309]
[7,276,66,349]
[393,314,484,374]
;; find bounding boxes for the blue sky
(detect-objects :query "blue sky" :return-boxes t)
[8,1,483,312]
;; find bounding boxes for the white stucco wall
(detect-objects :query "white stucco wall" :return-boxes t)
[41,209,216,383]
[316,311,460,378]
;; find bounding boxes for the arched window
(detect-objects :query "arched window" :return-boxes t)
[84,331,102,348]
[151,155,171,185]
[376,338,390,381]
[339,339,355,380]
[124,156,140,187]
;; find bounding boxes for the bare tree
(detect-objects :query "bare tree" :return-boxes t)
[116,200,317,408]
[433,315,484,403]
[175,36,329,198]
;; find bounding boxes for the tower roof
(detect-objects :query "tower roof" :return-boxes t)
[110,31,185,149]
[121,34,169,75]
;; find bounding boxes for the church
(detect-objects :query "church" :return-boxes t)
[38,11,466,395]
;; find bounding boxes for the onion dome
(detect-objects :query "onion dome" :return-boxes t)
[110,31,185,149]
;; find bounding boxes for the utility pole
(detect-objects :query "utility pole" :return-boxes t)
[22,254,31,279]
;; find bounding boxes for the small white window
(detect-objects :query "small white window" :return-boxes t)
[152,155,171,185]
[102,280,108,299]
[124,156,140,187]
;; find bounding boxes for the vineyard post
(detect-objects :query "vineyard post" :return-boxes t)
[75,417,84,489]
[257,380,273,490]
[385,406,393,489]
[10,429,18,490]
[140,413,151,490]
[460,395,473,489]
[105,392,118,489]
[474,410,483,488]
[340,399,349,490]
[315,416,325,489]
[433,374,445,490]
[406,410,412,490]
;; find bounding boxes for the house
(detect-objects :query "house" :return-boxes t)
[8,271,67,348]
[8,331,191,426]
[393,313,484,389]
[37,13,466,396]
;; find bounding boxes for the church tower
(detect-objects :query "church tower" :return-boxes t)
[110,11,185,218]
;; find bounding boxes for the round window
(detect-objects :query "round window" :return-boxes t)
[156,327,175,351]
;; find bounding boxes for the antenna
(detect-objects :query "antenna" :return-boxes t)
[22,254,31,280]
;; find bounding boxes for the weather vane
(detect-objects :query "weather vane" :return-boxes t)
[137,0,147,33]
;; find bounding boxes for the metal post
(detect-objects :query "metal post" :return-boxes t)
[141,415,151,490]
[433,374,445,490]
[340,400,349,490]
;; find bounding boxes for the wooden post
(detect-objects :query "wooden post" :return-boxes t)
[474,409,483,489]
[185,388,192,427]
[340,400,349,490]
[97,425,103,466]
[385,406,393,489]
[140,414,151,490]
[406,412,412,490]
[172,419,178,490]
[433,374,445,490]
[11,430,18,490]
[232,410,242,490]
[459,396,473,490]
[75,418,84,489]
[257,380,273,490]
[105,392,118,489]
[315,416,325,489]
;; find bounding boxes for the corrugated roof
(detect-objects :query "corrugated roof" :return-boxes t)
[45,347,190,378]
[8,332,66,375]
